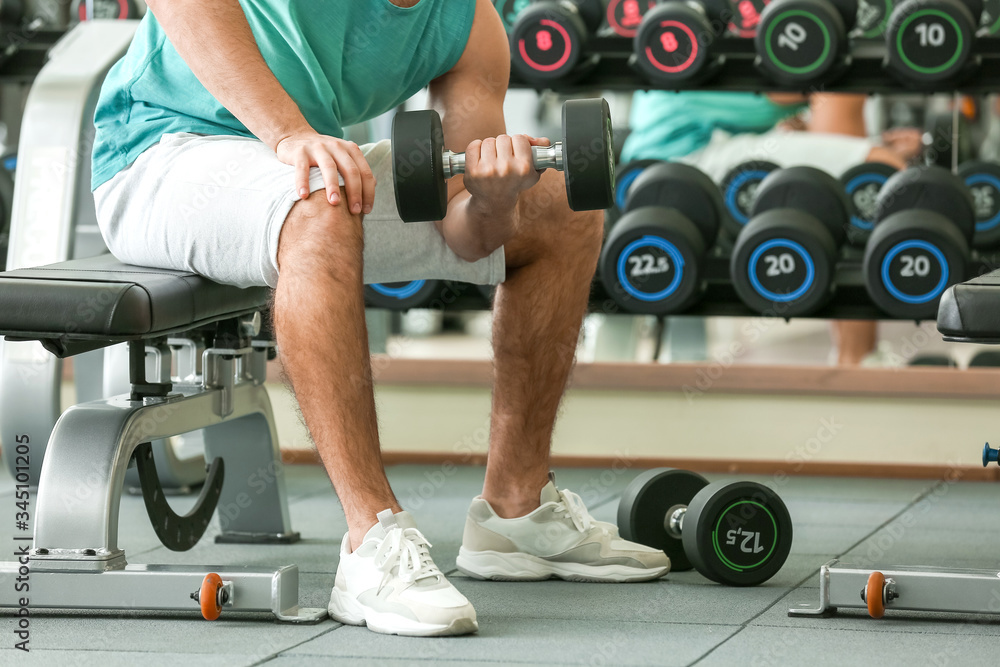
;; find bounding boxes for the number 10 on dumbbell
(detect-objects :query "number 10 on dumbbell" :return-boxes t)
[391,98,615,223]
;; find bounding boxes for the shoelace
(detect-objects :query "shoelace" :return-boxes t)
[554,489,620,536]
[372,525,442,585]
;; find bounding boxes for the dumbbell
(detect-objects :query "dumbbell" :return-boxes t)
[391,98,614,223]
[619,468,794,586]
[509,0,605,82]
[958,160,1000,248]
[364,280,444,310]
[494,0,532,31]
[864,166,973,319]
[600,162,723,315]
[839,161,898,247]
[884,0,982,85]
[856,0,898,37]
[755,0,857,85]
[73,0,138,20]
[730,166,851,317]
[614,159,660,211]
[631,0,729,85]
[720,160,781,241]
[607,0,658,37]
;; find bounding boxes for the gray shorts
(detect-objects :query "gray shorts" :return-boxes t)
[93,133,506,289]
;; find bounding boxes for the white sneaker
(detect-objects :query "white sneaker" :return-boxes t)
[457,475,670,583]
[328,509,478,636]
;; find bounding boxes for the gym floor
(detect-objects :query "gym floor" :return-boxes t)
[0,462,996,666]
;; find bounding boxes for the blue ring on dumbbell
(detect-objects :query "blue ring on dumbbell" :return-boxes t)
[880,240,949,304]
[747,239,815,303]
[845,173,889,231]
[616,236,685,302]
[615,167,646,210]
[725,171,770,225]
[369,281,427,299]
[963,173,1000,232]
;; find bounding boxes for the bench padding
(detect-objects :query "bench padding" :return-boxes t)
[0,255,269,343]
[938,269,1000,342]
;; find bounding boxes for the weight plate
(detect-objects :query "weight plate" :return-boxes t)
[364,280,442,310]
[625,162,723,244]
[607,0,658,37]
[957,160,1000,249]
[730,210,838,317]
[600,208,708,315]
[615,159,660,210]
[563,98,616,212]
[885,0,976,84]
[683,480,793,586]
[634,2,717,85]
[392,110,447,223]
[756,0,847,85]
[721,161,781,240]
[857,0,896,37]
[874,166,976,243]
[510,3,588,81]
[495,0,533,32]
[752,166,851,246]
[618,468,710,572]
[73,0,138,20]
[863,210,969,319]
[840,161,898,246]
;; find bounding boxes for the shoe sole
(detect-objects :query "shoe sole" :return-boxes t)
[328,587,478,637]
[456,548,670,583]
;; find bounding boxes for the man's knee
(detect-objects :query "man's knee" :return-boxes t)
[278,188,363,275]
[518,170,604,258]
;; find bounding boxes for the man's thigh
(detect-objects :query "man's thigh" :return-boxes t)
[94,134,505,289]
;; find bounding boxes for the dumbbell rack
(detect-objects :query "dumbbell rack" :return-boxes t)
[510,36,1000,94]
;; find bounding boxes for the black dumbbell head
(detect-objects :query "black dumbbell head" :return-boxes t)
[755,0,848,85]
[624,162,723,245]
[721,160,781,239]
[829,0,860,31]
[885,0,977,84]
[510,1,590,81]
[730,209,839,317]
[615,159,660,210]
[563,98,616,212]
[957,160,1000,249]
[874,165,976,243]
[392,110,447,223]
[606,0,657,37]
[600,207,710,315]
[863,209,969,319]
[573,0,606,33]
[751,166,852,246]
[633,2,718,85]
[682,480,794,586]
[618,468,710,572]
[840,161,899,247]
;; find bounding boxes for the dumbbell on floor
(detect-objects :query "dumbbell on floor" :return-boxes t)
[600,162,723,315]
[618,468,794,586]
[510,0,605,82]
[864,166,973,319]
[730,166,852,317]
[391,98,614,223]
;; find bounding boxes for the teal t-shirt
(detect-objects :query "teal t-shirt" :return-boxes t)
[620,91,805,163]
[91,0,476,190]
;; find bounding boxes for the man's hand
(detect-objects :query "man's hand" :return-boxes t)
[275,132,376,215]
[463,134,550,211]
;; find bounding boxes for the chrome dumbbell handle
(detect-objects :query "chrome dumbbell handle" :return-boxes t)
[442,144,564,179]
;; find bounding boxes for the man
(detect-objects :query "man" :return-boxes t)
[91,0,668,638]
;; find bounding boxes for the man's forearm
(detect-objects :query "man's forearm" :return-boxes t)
[146,0,311,150]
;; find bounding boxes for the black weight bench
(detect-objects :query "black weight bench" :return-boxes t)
[937,269,1000,344]
[0,254,325,622]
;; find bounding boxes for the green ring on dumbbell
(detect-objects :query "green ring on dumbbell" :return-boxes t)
[764,10,831,74]
[895,9,963,74]
[862,0,895,38]
[711,500,779,572]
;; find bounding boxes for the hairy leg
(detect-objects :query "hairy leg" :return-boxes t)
[273,189,399,549]
[482,170,604,517]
